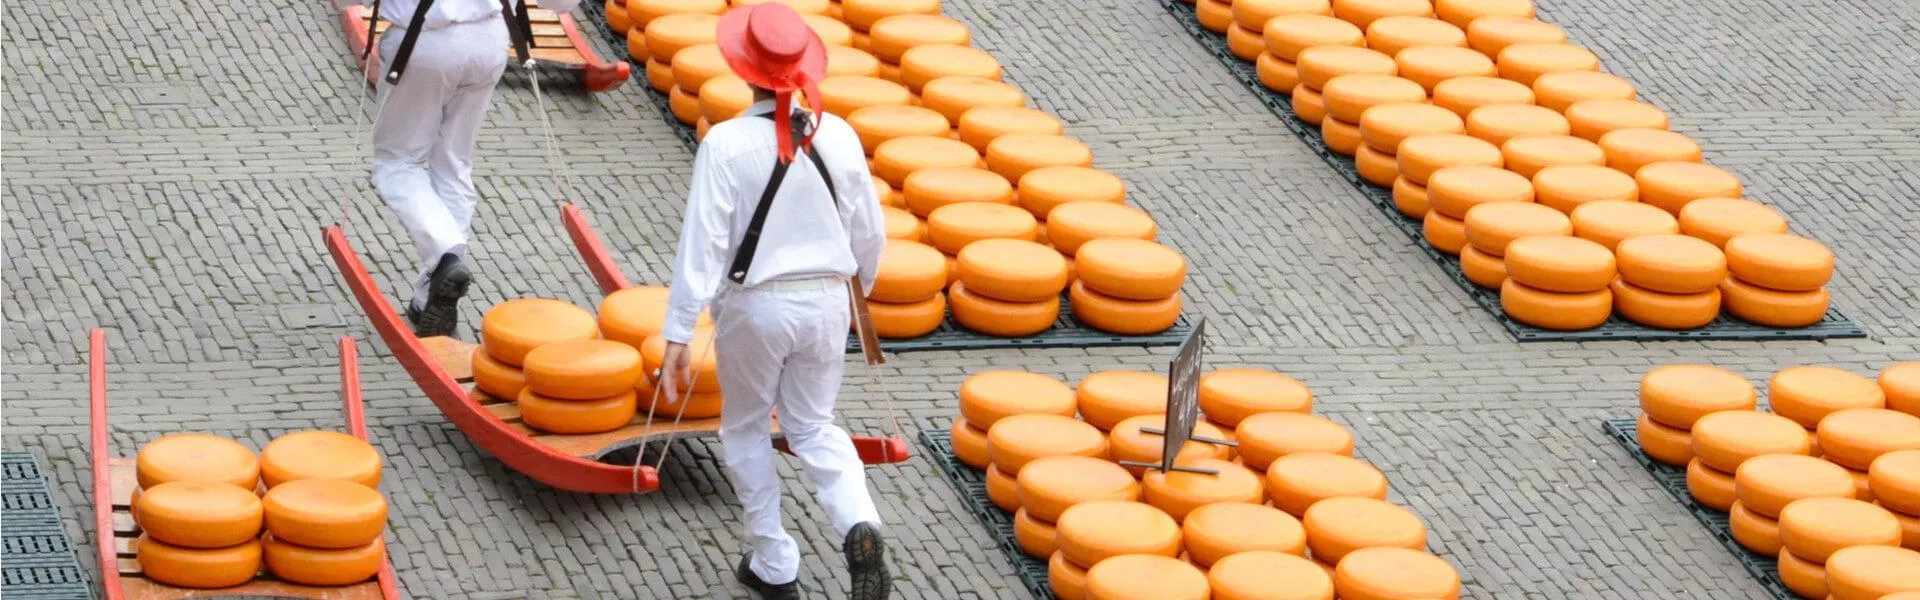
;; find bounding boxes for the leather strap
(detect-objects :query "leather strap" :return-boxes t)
[501,0,532,64]
[726,111,836,284]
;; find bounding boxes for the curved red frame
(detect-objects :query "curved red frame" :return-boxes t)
[334,0,629,93]
[88,330,403,599]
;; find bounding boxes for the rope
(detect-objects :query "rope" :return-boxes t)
[341,8,389,233]
[849,297,906,446]
[525,58,579,209]
[633,335,718,492]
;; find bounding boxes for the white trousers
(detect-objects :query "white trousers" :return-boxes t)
[371,16,508,308]
[711,277,883,585]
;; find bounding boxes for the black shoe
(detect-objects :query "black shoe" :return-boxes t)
[844,522,891,600]
[410,253,470,338]
[736,554,801,600]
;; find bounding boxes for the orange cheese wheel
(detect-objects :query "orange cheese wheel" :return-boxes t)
[1111,415,1232,475]
[1634,161,1744,216]
[1780,497,1903,563]
[645,13,719,64]
[1598,128,1701,175]
[1434,0,1532,28]
[827,46,881,78]
[1257,53,1303,93]
[1018,166,1126,220]
[734,0,828,14]
[1614,234,1727,295]
[136,481,262,549]
[1365,16,1465,58]
[1690,410,1812,473]
[898,44,1001,94]
[1500,279,1610,330]
[872,135,981,187]
[1422,210,1468,255]
[259,431,381,490]
[1500,134,1604,179]
[1686,458,1738,511]
[1084,554,1211,600]
[262,534,384,586]
[1295,46,1397,91]
[1018,455,1141,522]
[640,328,721,392]
[870,293,945,338]
[1778,548,1831,599]
[1825,545,1920,600]
[1565,98,1669,142]
[671,45,730,97]
[1856,467,1878,503]
[136,433,259,490]
[1396,133,1502,185]
[922,77,1026,126]
[1430,76,1534,118]
[958,106,1064,153]
[1234,0,1334,32]
[1333,547,1461,600]
[262,478,387,549]
[1770,366,1887,429]
[1531,70,1635,112]
[1302,496,1427,564]
[1072,239,1184,301]
[872,239,947,303]
[960,370,1077,430]
[1198,368,1312,427]
[1355,144,1399,187]
[1069,282,1182,336]
[1236,412,1353,471]
[1532,164,1637,214]
[951,417,991,469]
[926,201,1038,254]
[522,339,644,400]
[1874,450,1920,515]
[985,134,1094,184]
[902,166,1013,217]
[1887,364,1920,418]
[1322,116,1365,156]
[1677,198,1788,249]
[848,105,950,155]
[1735,453,1857,519]
[1210,551,1333,600]
[472,346,528,401]
[1359,102,1465,154]
[1056,500,1183,567]
[1292,85,1329,123]
[987,413,1109,475]
[698,75,754,123]
[598,285,710,350]
[867,13,969,63]
[1725,233,1835,292]
[1264,14,1364,62]
[987,464,1021,512]
[1264,452,1388,517]
[1502,235,1615,293]
[1393,176,1431,218]
[643,380,722,421]
[1394,45,1496,92]
[1014,508,1060,558]
[1460,245,1508,288]
[481,298,598,367]
[644,57,674,93]
[1635,412,1692,466]
[1330,0,1434,30]
[1196,0,1234,32]
[1051,551,1092,600]
[1462,201,1571,256]
[1142,458,1267,522]
[1227,23,1267,61]
[1891,505,1920,551]
[1464,103,1570,148]
[840,0,937,29]
[1719,277,1830,328]
[816,75,912,118]
[1818,408,1920,472]
[1730,501,1784,557]
[519,389,638,435]
[1569,200,1679,251]
[1078,370,1170,431]
[1465,15,1563,57]
[606,0,632,33]
[1426,165,1533,219]
[1183,503,1307,567]
[1638,364,1757,430]
[808,13,856,46]
[629,29,654,65]
[136,534,261,589]
[881,205,919,241]
[1494,42,1598,86]
[949,281,1058,337]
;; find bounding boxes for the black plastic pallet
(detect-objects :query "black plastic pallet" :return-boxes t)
[2,451,92,600]
[919,429,1056,600]
[1601,419,1796,600]
[1158,0,1868,343]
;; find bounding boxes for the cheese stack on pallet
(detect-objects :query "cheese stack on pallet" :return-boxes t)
[949,235,1064,337]
[1633,365,1757,467]
[844,0,946,81]
[984,414,1109,513]
[628,0,726,86]
[257,431,389,587]
[1051,500,1185,600]
[1719,233,1836,328]
[132,434,266,589]
[1069,238,1185,335]
[1224,0,1336,63]
[1355,101,1464,188]
[1775,497,1908,599]
[1769,366,1888,467]
[1256,14,1360,95]
[1610,234,1726,330]
[1458,200,1569,290]
[649,14,723,123]
[1320,73,1426,159]
[1685,409,1812,513]
[950,370,1078,471]
[1392,133,1500,220]
[868,238,949,337]
[1727,453,1855,559]
[521,339,646,433]
[1013,455,1141,562]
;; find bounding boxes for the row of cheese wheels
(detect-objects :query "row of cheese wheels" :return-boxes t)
[129,432,387,589]
[1190,0,1844,331]
[947,368,1460,599]
[475,290,726,435]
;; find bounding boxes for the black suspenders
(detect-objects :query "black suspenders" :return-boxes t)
[726,112,840,285]
[366,0,533,84]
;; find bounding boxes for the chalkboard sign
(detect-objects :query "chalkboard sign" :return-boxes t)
[1158,318,1206,468]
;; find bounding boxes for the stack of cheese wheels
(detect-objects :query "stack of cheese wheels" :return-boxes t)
[519,339,645,434]
[1634,365,1757,466]
[1887,362,1920,418]
[1141,457,1266,522]
[1318,74,1425,157]
[1775,497,1904,599]
[1015,455,1140,560]
[1459,201,1570,289]
[1083,554,1211,599]
[1569,200,1677,252]
[1720,233,1836,328]
[1110,414,1232,477]
[480,298,600,373]
[1430,76,1534,120]
[1728,453,1855,557]
[1870,450,1920,550]
[1422,165,1530,256]
[261,477,389,587]
[133,434,265,589]
[1182,502,1307,569]
[1676,198,1787,249]
[1563,98,1669,143]
[1264,451,1389,518]
[952,238,1066,337]
[985,414,1108,512]
[1824,545,1920,599]
[639,328,726,419]
[651,15,723,123]
[1209,551,1333,600]
[1465,16,1564,60]
[1071,239,1185,335]
[1197,367,1313,431]
[952,370,1077,470]
[1017,166,1126,222]
[1770,366,1886,458]
[1333,547,1463,600]
[1532,164,1637,214]
[627,0,725,90]
[1235,412,1354,472]
[1686,410,1812,512]
[854,5,957,83]
[1356,102,1464,188]
[1392,133,1501,219]
[869,239,949,338]
[849,105,949,160]
[1257,14,1362,95]
[1819,408,1920,501]
[1500,234,1616,330]
[1078,370,1171,431]
[1052,500,1183,599]
[1596,128,1701,176]
[1303,496,1427,567]
[1292,45,1396,126]
[1633,160,1741,216]
[1224,0,1326,62]
[1611,234,1727,329]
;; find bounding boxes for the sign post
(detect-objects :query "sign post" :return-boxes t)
[1117,318,1235,475]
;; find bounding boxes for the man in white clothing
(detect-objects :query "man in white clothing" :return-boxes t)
[367,0,578,336]
[654,4,890,599]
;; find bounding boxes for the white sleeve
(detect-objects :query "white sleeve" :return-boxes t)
[840,142,887,297]
[663,141,734,345]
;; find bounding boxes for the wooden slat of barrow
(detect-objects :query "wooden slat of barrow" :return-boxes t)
[121,577,387,600]
[532,35,573,48]
[109,458,136,507]
[419,336,476,382]
[529,48,585,64]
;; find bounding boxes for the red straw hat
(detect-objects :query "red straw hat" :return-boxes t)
[717,3,828,162]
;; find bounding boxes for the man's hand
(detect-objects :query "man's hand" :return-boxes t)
[658,341,693,400]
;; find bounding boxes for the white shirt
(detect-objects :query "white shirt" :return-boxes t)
[663,100,888,345]
[375,0,580,32]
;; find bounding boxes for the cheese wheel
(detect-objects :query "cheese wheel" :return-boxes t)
[1360,103,1466,154]
[1630,162,1744,217]
[1264,452,1388,516]
[1330,0,1433,30]
[1427,165,1533,219]
[1494,42,1598,86]
[1569,200,1679,251]
[521,339,645,401]
[1433,0,1532,28]
[881,206,919,241]
[136,481,262,549]
[1111,415,1232,475]
[471,346,528,401]
[1430,76,1534,118]
[1598,128,1702,175]
[1394,46,1495,92]
[1635,412,1692,466]
[1638,364,1757,430]
[898,44,1000,94]
[1882,365,1920,418]
[817,75,912,118]
[867,13,968,63]
[1501,134,1604,179]
[1073,238,1185,301]
[259,431,381,490]
[136,534,261,589]
[671,45,730,97]
[1500,278,1610,330]
[1365,16,1466,58]
[1777,548,1833,599]
[262,478,386,549]
[1825,545,1920,600]
[986,134,1093,184]
[1069,282,1182,336]
[1051,551,1092,600]
[734,0,828,14]
[1396,133,1502,185]
[1302,497,1426,564]
[1818,408,1920,471]
[1735,453,1856,519]
[1196,0,1234,33]
[987,464,1021,512]
[481,299,598,367]
[262,534,384,586]
[1257,52,1304,93]
[1564,99,1669,143]
[645,14,719,64]
[848,105,949,155]
[630,30,653,65]
[1084,554,1210,600]
[949,281,1058,337]
[841,0,938,29]
[1018,455,1141,522]
[958,106,1065,153]
[598,285,711,350]
[1465,15,1563,57]
[1046,202,1158,257]
[1614,234,1728,295]
[1292,85,1329,124]
[1725,233,1835,292]
[1770,366,1887,429]
[1322,74,1426,126]
[136,433,259,490]
[519,389,638,434]
[1875,450,1920,515]
[696,75,752,123]
[1227,23,1268,61]
[1531,70,1635,112]
[807,13,856,46]
[1234,0,1333,32]
[1056,500,1183,567]
[1464,103,1570,148]
[902,166,1013,217]
[606,0,632,33]
[1501,235,1615,293]
[645,57,675,93]
[926,201,1037,254]
[1355,144,1399,187]
[640,328,721,392]
[987,413,1109,475]
[1210,551,1333,600]
[1393,176,1431,218]
[1264,14,1364,62]
[1422,210,1468,255]
[825,46,881,78]
[1691,410,1812,473]
[1780,497,1903,563]
[960,370,1077,430]
[1891,505,1920,550]
[922,77,1025,127]
[1460,245,1508,288]
[1078,371,1170,431]
[1532,164,1637,214]
[872,135,981,187]
[1332,547,1461,600]
[1676,198,1788,249]
[1726,503,1789,561]
[1463,201,1571,256]
[1295,46,1397,91]
[950,417,990,469]
[1235,412,1353,471]
[1183,503,1307,567]
[868,292,943,339]
[1199,368,1312,427]
[1018,169,1125,223]
[1013,508,1060,558]
[1142,458,1267,522]
[871,240,946,303]
[1322,116,1365,156]
[1720,277,1830,328]
[1685,458,1738,511]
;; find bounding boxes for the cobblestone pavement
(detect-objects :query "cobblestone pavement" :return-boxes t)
[4,0,1917,596]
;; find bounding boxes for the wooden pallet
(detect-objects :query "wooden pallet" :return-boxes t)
[336,0,629,92]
